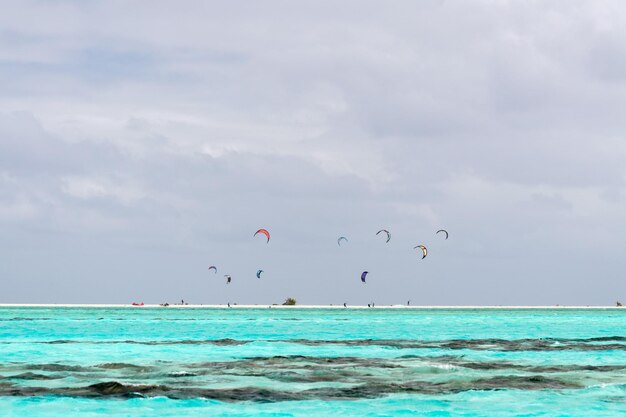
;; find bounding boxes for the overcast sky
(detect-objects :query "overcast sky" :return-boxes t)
[1,1,626,305]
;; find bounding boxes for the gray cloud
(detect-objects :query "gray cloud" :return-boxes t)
[1,1,625,305]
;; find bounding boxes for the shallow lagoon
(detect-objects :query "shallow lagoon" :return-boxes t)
[1,307,625,416]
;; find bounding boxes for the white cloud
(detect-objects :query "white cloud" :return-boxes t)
[61,176,145,204]
[0,196,39,222]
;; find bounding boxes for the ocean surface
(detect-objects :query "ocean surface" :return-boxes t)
[0,307,625,416]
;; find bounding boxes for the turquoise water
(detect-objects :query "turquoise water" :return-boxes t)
[0,307,625,416]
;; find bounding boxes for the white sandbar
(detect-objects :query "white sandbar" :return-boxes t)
[0,304,622,309]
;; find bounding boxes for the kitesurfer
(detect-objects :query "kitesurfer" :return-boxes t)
[254,229,270,243]
[376,229,391,243]
[414,245,427,259]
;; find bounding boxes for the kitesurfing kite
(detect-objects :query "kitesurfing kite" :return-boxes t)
[256,269,263,279]
[414,245,428,259]
[254,228,270,243]
[208,266,217,273]
[224,274,232,284]
[337,236,348,246]
[436,229,449,240]
[361,271,368,283]
[376,229,391,243]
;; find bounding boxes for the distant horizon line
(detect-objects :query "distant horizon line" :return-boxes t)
[0,304,623,309]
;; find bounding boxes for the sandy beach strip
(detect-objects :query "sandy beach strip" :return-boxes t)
[0,304,622,309]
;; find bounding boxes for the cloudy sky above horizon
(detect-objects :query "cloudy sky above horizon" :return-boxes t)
[1,0,626,305]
